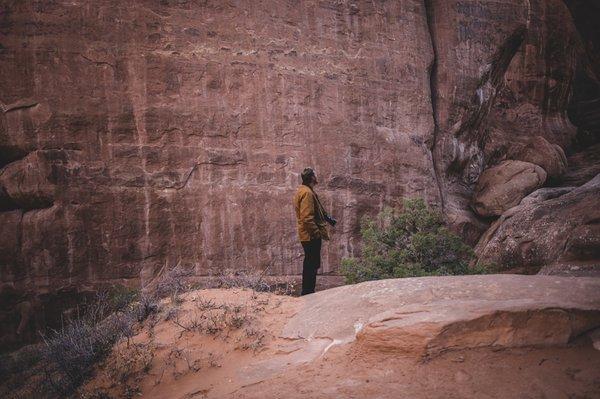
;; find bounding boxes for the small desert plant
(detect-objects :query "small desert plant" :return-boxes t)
[108,343,154,383]
[41,316,117,395]
[240,327,266,352]
[156,265,194,303]
[107,285,139,312]
[340,198,488,284]
[194,297,220,311]
[215,268,272,292]
[132,294,160,322]
[40,290,159,396]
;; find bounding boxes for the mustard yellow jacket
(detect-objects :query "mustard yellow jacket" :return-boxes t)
[293,185,330,242]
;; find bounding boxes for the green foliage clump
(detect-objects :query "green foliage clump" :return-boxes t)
[340,198,488,284]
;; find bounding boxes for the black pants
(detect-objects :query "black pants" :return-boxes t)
[301,238,322,295]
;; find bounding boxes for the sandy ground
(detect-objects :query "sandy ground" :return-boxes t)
[83,289,600,399]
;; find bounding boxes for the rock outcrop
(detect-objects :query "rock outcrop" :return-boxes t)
[506,136,567,180]
[285,275,600,357]
[475,173,600,274]
[0,0,439,296]
[427,0,590,242]
[471,160,547,217]
[80,276,600,398]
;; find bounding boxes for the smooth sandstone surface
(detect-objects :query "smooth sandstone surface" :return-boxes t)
[80,276,600,398]
[283,275,600,357]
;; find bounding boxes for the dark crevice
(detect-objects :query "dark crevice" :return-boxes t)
[0,146,29,168]
[456,26,527,147]
[423,0,445,213]
[0,195,20,212]
[2,101,38,114]
[564,43,600,151]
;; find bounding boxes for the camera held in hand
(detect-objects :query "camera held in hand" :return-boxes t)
[324,213,337,227]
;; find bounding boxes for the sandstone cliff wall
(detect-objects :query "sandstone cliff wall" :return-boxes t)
[0,0,439,295]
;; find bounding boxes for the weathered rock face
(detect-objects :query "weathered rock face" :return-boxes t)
[78,276,600,398]
[0,1,439,286]
[0,0,443,350]
[475,174,600,273]
[0,0,599,350]
[505,136,567,180]
[471,160,546,217]
[427,0,597,242]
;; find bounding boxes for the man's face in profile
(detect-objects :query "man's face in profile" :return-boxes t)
[312,173,318,185]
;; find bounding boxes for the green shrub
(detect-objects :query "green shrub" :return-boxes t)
[340,198,488,284]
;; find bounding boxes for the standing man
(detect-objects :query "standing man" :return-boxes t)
[293,168,333,295]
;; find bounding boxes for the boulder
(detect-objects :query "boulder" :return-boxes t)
[475,173,600,273]
[283,275,600,358]
[507,136,567,179]
[0,151,59,209]
[471,160,547,217]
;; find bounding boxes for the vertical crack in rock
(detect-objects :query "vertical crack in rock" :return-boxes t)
[423,0,445,213]
[126,54,153,277]
[16,209,24,276]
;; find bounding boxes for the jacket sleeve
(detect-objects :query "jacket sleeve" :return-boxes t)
[299,191,320,239]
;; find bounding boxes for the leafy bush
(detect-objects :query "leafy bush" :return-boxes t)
[340,198,488,284]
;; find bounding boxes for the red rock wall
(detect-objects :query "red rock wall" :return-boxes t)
[0,0,439,296]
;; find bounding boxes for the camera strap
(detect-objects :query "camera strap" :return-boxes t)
[309,187,328,219]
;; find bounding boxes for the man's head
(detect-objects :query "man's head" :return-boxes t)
[301,167,318,186]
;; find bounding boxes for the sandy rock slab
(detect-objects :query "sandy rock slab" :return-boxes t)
[283,275,600,358]
[83,276,600,399]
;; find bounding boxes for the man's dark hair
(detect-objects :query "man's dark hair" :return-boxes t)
[301,167,315,185]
